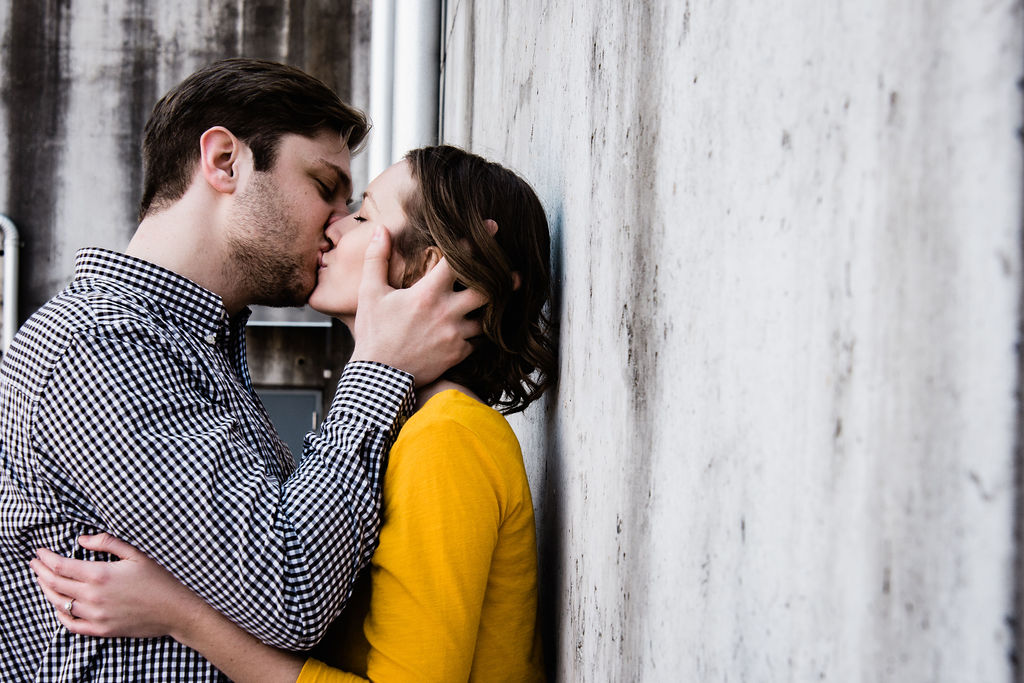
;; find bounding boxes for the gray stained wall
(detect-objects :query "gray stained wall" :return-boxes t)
[2,0,1023,681]
[441,0,1023,680]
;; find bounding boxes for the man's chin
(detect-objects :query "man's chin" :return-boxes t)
[252,285,311,309]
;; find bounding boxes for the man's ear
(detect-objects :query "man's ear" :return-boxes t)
[199,126,245,194]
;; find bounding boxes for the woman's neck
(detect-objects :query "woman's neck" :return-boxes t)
[415,378,481,410]
[342,322,480,409]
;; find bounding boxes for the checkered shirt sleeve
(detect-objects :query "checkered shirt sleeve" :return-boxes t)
[0,249,414,682]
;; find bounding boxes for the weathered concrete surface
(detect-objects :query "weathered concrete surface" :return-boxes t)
[442,1,1024,680]
[2,0,1022,680]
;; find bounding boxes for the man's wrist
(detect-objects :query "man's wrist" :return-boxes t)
[348,342,405,375]
[329,361,415,429]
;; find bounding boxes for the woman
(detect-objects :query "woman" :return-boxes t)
[30,145,555,682]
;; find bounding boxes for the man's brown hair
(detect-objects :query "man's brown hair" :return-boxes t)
[139,58,369,219]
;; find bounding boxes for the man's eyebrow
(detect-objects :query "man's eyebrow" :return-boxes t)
[316,159,352,197]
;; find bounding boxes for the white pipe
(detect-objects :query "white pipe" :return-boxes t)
[392,0,441,157]
[0,214,19,353]
[369,0,396,180]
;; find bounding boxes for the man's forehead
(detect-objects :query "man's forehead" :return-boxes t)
[281,130,351,163]
[282,131,352,186]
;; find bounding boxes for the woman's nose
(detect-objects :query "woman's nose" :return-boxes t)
[324,213,347,246]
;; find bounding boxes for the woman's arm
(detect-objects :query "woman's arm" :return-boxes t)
[31,533,307,683]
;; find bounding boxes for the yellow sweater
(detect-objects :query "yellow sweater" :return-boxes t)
[297,390,544,682]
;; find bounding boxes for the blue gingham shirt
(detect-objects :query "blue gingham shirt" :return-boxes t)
[0,248,414,681]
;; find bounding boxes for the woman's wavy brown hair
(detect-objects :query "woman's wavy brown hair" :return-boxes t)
[395,145,556,414]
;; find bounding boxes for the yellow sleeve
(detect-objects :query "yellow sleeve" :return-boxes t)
[296,658,365,683]
[361,410,505,682]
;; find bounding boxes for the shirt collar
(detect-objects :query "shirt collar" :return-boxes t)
[72,247,250,340]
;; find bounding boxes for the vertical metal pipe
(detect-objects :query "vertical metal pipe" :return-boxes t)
[369,0,396,179]
[392,0,441,157]
[0,215,20,353]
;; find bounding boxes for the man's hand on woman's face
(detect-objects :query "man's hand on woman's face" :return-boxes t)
[350,226,486,386]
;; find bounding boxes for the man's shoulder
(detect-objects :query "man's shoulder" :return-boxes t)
[24,279,167,342]
[3,281,180,388]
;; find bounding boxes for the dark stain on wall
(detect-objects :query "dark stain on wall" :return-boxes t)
[242,0,286,60]
[118,0,158,225]
[3,0,72,322]
[440,0,475,148]
[615,1,666,679]
[290,0,354,97]
[231,1,355,110]
[1010,63,1024,681]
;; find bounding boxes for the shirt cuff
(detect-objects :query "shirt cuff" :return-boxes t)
[330,361,415,431]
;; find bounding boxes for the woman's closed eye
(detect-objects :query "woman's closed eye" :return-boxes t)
[348,198,367,222]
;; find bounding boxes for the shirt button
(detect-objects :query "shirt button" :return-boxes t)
[204,333,217,345]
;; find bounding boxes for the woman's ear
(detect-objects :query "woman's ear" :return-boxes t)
[484,219,499,237]
[397,246,444,288]
[199,126,245,194]
[422,246,443,271]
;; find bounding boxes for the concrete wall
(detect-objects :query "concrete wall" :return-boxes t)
[3,0,1022,680]
[441,1,1024,680]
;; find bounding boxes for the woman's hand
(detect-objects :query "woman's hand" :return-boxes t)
[30,533,205,640]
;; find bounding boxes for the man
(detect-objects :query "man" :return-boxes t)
[0,58,482,681]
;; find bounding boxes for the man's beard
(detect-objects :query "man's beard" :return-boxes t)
[225,173,314,308]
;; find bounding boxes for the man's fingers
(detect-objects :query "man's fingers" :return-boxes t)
[418,255,459,290]
[449,287,488,318]
[359,226,393,299]
[453,312,483,338]
[412,257,488,318]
